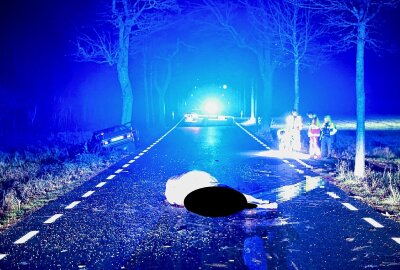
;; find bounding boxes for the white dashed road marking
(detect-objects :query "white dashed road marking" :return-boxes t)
[96,182,107,188]
[234,122,269,147]
[392,237,400,245]
[82,191,95,198]
[326,192,340,199]
[2,119,186,257]
[235,121,396,244]
[122,164,130,168]
[342,203,358,211]
[363,217,384,228]
[291,261,300,270]
[14,231,39,244]
[65,201,81,209]
[43,214,63,224]
[294,158,313,169]
[5,120,396,261]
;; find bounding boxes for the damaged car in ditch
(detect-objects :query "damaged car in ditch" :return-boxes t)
[88,122,139,152]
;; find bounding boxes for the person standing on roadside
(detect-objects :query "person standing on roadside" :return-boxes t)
[286,110,303,152]
[307,112,317,123]
[308,117,321,159]
[320,115,337,158]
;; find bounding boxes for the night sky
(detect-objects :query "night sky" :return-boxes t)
[0,0,399,136]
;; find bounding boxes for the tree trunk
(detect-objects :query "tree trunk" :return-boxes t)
[117,22,133,124]
[117,53,133,124]
[158,94,166,124]
[250,81,255,120]
[294,58,300,111]
[354,22,366,178]
[292,6,300,112]
[155,57,173,126]
[143,46,150,128]
[261,73,273,128]
[258,49,275,130]
[149,60,155,125]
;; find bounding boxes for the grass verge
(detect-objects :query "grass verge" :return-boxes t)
[0,132,130,231]
[331,130,400,222]
[248,122,400,222]
[334,159,400,221]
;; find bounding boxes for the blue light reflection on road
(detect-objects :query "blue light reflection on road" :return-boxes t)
[249,176,325,203]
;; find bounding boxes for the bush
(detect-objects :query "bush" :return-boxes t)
[3,189,20,212]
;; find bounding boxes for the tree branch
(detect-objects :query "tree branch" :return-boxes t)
[76,0,179,64]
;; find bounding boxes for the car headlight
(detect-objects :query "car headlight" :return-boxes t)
[203,99,221,115]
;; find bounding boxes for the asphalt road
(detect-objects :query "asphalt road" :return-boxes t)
[0,121,399,269]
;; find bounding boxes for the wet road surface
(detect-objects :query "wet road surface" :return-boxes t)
[0,122,400,269]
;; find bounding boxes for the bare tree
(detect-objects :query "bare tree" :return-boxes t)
[154,39,180,124]
[75,0,178,124]
[306,0,398,177]
[142,40,155,128]
[153,39,194,125]
[270,0,327,112]
[200,0,279,130]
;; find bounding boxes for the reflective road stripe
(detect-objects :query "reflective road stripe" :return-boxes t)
[82,191,95,198]
[326,192,340,199]
[342,203,358,211]
[65,201,81,209]
[363,217,384,228]
[14,231,39,244]
[43,214,63,224]
[96,182,107,188]
[392,237,400,245]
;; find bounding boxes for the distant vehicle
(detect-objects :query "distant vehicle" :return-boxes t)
[184,110,201,123]
[183,111,232,125]
[88,122,139,152]
[183,97,233,125]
